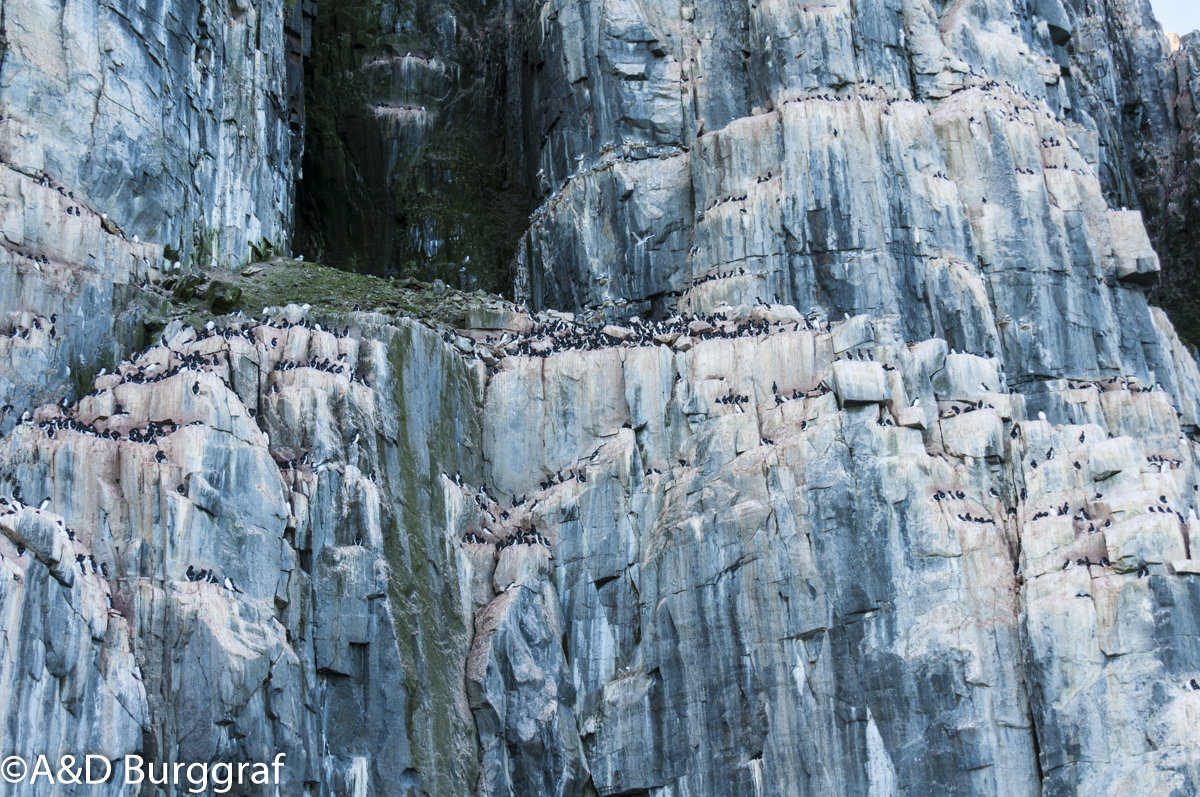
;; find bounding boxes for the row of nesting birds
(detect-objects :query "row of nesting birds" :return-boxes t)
[4,313,57,341]
[3,314,365,448]
[531,70,1058,220]
[474,310,841,362]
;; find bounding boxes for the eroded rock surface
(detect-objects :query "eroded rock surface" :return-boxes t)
[2,299,1198,796]
[2,309,483,796]
[0,163,165,428]
[0,0,310,268]
[2,0,1200,796]
[294,0,526,289]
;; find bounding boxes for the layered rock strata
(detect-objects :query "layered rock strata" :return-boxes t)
[2,307,483,796]
[2,297,1200,796]
[0,0,311,268]
[517,0,1188,341]
[2,0,1200,795]
[0,163,164,428]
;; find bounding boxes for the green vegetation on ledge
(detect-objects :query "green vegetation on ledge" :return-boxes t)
[147,257,521,334]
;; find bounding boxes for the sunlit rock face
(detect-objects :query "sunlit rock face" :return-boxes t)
[470,309,1200,797]
[0,0,309,269]
[518,0,1185,380]
[3,300,1199,797]
[2,0,1200,796]
[0,164,165,426]
[1,311,484,796]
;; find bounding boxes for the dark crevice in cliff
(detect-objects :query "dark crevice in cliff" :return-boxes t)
[1028,707,1046,788]
[0,0,7,82]
[293,0,529,298]
[1059,1,1200,349]
[1141,35,1200,351]
[5,0,1200,793]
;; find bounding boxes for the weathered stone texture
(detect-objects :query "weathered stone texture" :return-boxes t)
[293,0,527,291]
[0,311,483,796]
[0,163,165,428]
[1142,31,1200,347]
[1,0,1199,796]
[0,0,310,269]
[2,299,1199,796]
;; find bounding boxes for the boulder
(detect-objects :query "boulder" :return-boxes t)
[206,280,242,314]
[828,361,890,405]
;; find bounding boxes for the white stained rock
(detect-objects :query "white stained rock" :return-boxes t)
[894,406,928,430]
[1108,210,1161,283]
[832,314,874,354]
[828,361,890,406]
[940,409,1004,459]
[1087,436,1141,481]
[601,324,635,342]
[1104,513,1187,572]
[932,352,1003,402]
[4,0,1200,788]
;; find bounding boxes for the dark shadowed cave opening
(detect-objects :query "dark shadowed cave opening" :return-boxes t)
[292,0,529,299]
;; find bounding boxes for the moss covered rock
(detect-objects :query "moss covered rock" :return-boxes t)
[206,280,243,314]
[172,274,206,303]
[294,0,526,298]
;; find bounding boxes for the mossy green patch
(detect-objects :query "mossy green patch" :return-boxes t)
[146,257,514,335]
[249,238,279,264]
[193,225,221,269]
[72,350,117,397]
[380,323,482,793]
[294,0,526,298]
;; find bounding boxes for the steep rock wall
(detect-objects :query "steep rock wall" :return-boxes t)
[467,308,1200,797]
[0,0,1199,796]
[1144,31,1200,347]
[4,296,1199,796]
[0,0,310,269]
[1,308,486,796]
[0,163,164,428]
[517,0,1181,317]
[293,0,527,291]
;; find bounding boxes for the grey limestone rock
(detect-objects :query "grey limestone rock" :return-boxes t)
[0,163,166,431]
[1,0,1200,796]
[0,0,310,269]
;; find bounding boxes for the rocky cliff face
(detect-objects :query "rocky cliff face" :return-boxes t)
[3,0,1200,796]
[0,0,311,269]
[517,0,1180,318]
[1143,31,1200,348]
[0,163,165,429]
[2,302,491,795]
[4,294,1200,797]
[1054,4,1200,349]
[293,0,527,291]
